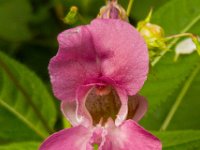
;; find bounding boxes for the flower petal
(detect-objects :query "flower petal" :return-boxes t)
[60,84,95,127]
[49,26,99,101]
[114,88,128,126]
[88,19,149,95]
[127,94,148,122]
[76,85,95,127]
[61,101,79,127]
[39,126,93,150]
[175,38,197,54]
[103,120,162,150]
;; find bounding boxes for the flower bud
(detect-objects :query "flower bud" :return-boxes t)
[137,22,166,50]
[97,0,128,21]
[137,9,167,60]
[63,6,78,25]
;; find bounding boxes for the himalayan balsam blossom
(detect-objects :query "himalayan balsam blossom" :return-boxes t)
[39,19,162,150]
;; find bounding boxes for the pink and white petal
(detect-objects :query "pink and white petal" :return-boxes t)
[60,83,96,127]
[39,126,93,150]
[88,19,149,95]
[103,120,162,150]
[61,101,79,127]
[114,88,128,126]
[48,26,99,102]
[127,94,148,122]
[76,84,95,127]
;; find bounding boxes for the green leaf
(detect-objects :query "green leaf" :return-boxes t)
[141,0,200,121]
[0,51,57,142]
[151,0,200,66]
[0,141,40,150]
[152,0,200,35]
[141,52,199,114]
[167,68,200,130]
[154,130,200,150]
[119,0,168,21]
[0,0,32,42]
[141,62,200,130]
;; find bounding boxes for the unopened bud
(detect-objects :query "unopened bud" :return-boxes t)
[137,9,166,51]
[137,9,167,61]
[64,6,78,25]
[97,0,128,21]
[138,22,166,50]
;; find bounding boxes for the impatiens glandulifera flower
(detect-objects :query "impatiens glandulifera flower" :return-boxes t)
[49,18,149,126]
[40,19,162,149]
[97,0,128,21]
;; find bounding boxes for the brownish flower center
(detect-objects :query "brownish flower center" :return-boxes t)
[85,86,121,125]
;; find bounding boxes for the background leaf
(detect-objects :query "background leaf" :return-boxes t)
[0,142,40,150]
[152,0,200,35]
[154,130,200,150]
[0,0,32,42]
[140,0,200,130]
[141,53,200,115]
[0,51,57,142]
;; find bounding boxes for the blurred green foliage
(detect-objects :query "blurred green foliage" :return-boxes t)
[0,0,200,149]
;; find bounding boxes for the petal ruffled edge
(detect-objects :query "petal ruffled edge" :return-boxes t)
[49,25,99,102]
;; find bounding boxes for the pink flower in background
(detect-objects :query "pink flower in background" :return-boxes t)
[40,19,161,149]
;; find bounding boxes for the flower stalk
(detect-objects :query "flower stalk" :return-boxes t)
[127,0,135,17]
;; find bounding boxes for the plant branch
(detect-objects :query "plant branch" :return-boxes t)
[127,0,135,17]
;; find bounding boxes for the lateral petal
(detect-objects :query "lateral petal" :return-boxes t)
[39,126,93,150]
[103,120,162,150]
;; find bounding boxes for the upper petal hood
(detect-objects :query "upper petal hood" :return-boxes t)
[49,19,149,102]
[88,19,149,95]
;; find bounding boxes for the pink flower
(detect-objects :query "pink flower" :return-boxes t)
[40,19,161,149]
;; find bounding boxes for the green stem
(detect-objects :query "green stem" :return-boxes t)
[165,33,194,41]
[159,64,200,131]
[127,0,135,17]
